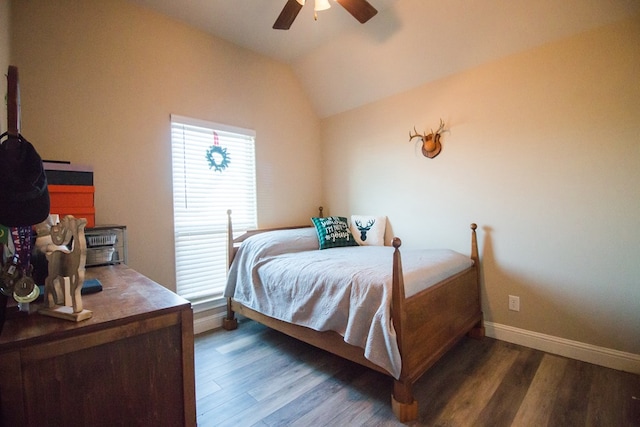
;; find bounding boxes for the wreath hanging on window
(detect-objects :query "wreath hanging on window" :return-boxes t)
[205,131,230,173]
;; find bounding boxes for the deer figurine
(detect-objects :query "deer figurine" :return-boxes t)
[40,215,93,321]
[409,119,445,159]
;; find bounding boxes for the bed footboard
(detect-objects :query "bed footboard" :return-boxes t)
[389,223,483,422]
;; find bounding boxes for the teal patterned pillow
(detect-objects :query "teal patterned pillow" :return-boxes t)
[311,216,360,250]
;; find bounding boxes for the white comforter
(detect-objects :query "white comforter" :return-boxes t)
[224,227,473,379]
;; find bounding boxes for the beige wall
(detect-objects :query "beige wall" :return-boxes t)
[0,0,9,132]
[10,0,322,291]
[7,0,639,355]
[321,15,640,354]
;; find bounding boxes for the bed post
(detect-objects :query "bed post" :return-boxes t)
[390,237,419,422]
[223,209,238,330]
[467,223,485,339]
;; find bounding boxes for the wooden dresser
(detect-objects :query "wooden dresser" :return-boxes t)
[0,265,196,427]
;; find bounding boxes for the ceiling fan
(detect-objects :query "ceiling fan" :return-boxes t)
[273,0,378,30]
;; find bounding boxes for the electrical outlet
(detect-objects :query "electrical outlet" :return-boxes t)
[508,295,520,312]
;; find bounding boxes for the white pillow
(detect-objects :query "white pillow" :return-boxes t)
[350,215,386,246]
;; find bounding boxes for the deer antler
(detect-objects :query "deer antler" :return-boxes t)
[409,126,425,142]
[430,119,445,136]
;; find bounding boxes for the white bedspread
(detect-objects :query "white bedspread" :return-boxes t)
[224,227,473,379]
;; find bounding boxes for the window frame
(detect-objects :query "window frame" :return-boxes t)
[170,114,257,308]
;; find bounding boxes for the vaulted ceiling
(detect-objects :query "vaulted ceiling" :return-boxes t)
[128,0,640,118]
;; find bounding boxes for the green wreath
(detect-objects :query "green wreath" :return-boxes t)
[206,145,230,172]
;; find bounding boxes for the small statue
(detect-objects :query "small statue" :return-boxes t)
[39,215,92,321]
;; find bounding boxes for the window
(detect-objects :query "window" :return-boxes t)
[170,115,257,305]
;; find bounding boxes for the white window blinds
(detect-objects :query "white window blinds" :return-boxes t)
[170,115,257,304]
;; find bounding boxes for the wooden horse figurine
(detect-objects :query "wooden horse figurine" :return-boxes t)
[39,215,93,321]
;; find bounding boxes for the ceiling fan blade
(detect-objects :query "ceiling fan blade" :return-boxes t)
[336,0,378,23]
[273,0,304,30]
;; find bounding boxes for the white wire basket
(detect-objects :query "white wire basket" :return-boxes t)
[86,247,115,265]
[86,233,117,247]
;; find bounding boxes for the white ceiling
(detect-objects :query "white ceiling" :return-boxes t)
[128,0,640,118]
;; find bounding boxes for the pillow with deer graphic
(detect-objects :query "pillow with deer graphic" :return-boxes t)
[350,215,386,246]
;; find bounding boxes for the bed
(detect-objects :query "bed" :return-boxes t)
[222,210,484,422]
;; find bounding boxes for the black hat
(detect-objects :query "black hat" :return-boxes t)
[0,132,50,227]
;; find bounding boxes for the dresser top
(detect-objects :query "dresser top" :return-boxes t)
[0,264,191,350]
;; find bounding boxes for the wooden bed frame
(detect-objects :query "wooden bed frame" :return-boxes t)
[222,210,484,422]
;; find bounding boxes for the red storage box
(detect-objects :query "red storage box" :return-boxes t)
[48,185,96,228]
[48,206,96,228]
[45,163,96,228]
[48,185,95,208]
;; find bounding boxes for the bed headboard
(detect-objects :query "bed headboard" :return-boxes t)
[226,206,323,267]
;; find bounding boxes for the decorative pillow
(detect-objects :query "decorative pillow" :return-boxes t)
[311,216,359,250]
[350,215,386,246]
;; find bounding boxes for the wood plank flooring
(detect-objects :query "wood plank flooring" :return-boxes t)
[194,318,640,426]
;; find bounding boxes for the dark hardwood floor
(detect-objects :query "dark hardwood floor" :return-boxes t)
[194,318,640,426]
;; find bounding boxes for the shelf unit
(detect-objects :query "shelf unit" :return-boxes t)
[84,225,127,267]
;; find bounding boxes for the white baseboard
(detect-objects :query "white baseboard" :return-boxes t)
[193,310,226,335]
[191,314,640,374]
[485,321,640,374]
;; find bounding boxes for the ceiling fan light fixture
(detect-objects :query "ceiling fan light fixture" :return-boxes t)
[314,0,331,11]
[274,0,376,30]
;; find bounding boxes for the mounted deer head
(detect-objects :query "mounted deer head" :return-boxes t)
[409,119,445,159]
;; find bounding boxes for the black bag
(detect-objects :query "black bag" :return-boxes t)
[0,132,50,227]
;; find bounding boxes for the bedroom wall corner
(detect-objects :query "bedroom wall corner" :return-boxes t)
[319,14,640,361]
[9,0,323,294]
